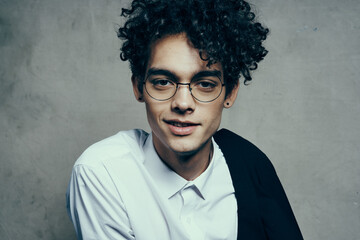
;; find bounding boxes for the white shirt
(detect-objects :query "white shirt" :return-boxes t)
[66,129,237,240]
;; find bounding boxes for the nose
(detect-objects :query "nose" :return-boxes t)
[171,84,195,113]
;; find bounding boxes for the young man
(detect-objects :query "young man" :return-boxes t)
[67,0,303,239]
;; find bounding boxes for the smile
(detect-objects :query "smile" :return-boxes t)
[164,120,199,135]
[166,121,198,127]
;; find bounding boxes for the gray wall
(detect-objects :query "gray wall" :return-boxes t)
[0,0,359,239]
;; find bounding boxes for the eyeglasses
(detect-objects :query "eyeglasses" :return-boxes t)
[144,77,225,103]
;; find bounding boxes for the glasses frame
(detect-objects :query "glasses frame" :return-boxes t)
[143,80,226,103]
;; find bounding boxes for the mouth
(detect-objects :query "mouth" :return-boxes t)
[164,120,199,135]
[164,120,199,127]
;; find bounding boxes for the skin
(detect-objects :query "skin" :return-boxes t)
[132,33,239,180]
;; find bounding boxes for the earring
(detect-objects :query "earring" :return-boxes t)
[226,102,230,106]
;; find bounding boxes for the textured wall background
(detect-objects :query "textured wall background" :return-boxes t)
[0,0,359,239]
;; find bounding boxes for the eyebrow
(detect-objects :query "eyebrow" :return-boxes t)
[146,68,222,81]
[146,68,177,80]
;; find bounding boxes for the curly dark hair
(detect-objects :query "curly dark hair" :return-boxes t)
[118,0,269,94]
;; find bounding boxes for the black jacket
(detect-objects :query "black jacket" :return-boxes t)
[214,129,303,240]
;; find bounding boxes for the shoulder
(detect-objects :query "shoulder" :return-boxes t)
[214,128,268,161]
[74,129,149,169]
[214,128,276,174]
[215,130,303,239]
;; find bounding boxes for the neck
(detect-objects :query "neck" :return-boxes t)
[154,138,213,181]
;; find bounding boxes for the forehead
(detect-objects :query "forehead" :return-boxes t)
[146,34,223,77]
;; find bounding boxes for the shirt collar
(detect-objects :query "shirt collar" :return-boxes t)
[143,134,187,199]
[143,133,217,200]
[189,139,217,199]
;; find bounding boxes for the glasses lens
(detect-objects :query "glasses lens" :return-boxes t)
[144,77,224,102]
[145,78,176,101]
[191,78,223,102]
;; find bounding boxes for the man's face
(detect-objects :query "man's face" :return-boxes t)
[133,33,238,157]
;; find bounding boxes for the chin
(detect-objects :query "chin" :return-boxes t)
[168,136,210,156]
[171,146,199,157]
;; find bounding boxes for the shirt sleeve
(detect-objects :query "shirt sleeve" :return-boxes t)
[66,164,135,240]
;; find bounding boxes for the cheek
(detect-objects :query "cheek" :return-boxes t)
[144,101,165,128]
[203,103,224,127]
[145,103,157,124]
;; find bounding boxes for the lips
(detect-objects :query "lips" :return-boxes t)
[166,121,197,127]
[164,119,199,135]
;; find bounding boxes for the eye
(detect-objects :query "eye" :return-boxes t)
[193,79,218,91]
[156,79,171,86]
[149,78,175,90]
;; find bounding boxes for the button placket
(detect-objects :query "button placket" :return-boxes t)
[179,184,204,240]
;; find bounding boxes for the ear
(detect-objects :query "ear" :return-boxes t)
[223,83,239,108]
[131,75,144,102]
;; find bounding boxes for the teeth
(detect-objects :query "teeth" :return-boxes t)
[171,122,191,127]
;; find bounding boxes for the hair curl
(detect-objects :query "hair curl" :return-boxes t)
[118,0,269,94]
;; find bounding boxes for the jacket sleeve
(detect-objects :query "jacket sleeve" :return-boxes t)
[254,151,303,240]
[214,128,303,240]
